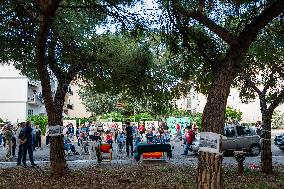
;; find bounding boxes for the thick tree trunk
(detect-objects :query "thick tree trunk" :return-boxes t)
[261,111,273,174]
[197,152,223,189]
[34,0,66,176]
[48,108,68,175]
[197,60,238,189]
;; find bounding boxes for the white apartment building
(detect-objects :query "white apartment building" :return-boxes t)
[0,65,91,123]
[0,65,47,123]
[176,88,284,122]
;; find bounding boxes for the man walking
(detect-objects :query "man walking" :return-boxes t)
[125,121,134,157]
[22,121,37,167]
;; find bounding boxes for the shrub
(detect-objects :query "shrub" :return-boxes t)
[28,115,48,135]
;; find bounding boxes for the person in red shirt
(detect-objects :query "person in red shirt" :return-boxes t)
[181,126,195,155]
[105,130,113,148]
[175,123,182,141]
[138,123,145,135]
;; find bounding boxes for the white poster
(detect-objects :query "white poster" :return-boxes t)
[144,121,159,131]
[48,125,63,136]
[199,132,221,154]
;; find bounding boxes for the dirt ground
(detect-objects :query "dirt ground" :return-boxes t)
[0,163,283,189]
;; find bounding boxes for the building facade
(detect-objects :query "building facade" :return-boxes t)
[175,88,284,122]
[0,65,46,123]
[64,83,91,118]
[0,65,91,123]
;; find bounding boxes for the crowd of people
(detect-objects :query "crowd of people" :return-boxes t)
[0,119,201,167]
[0,121,38,167]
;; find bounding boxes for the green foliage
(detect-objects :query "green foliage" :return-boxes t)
[167,109,190,117]
[272,111,284,129]
[64,117,97,126]
[0,118,3,123]
[28,115,48,135]
[225,106,243,121]
[129,112,154,122]
[100,112,125,122]
[100,112,155,122]
[190,112,202,130]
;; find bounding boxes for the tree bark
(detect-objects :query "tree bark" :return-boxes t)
[197,57,238,189]
[35,0,67,175]
[261,110,273,174]
[197,152,223,189]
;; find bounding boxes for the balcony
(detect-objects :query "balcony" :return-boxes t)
[63,104,73,110]
[27,95,38,105]
[28,80,40,88]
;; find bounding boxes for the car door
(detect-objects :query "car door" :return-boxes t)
[235,126,252,150]
[222,126,237,151]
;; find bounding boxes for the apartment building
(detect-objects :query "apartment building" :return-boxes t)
[0,65,91,123]
[175,88,284,122]
[0,65,47,123]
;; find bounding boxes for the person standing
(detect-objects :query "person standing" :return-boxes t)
[35,125,42,149]
[3,124,13,160]
[22,121,37,167]
[45,126,50,147]
[0,125,3,147]
[17,122,26,166]
[31,125,36,151]
[125,121,134,157]
[181,126,195,155]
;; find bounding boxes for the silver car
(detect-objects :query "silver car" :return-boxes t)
[191,125,261,156]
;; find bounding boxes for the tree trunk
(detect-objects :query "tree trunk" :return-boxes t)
[34,0,67,175]
[197,152,223,189]
[197,60,238,189]
[261,111,273,174]
[49,109,68,175]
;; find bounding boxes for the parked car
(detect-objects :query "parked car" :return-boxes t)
[191,125,261,156]
[274,134,284,151]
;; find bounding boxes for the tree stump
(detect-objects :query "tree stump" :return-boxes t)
[233,151,246,174]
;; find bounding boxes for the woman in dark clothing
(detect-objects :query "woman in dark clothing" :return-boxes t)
[125,121,133,157]
[35,125,42,149]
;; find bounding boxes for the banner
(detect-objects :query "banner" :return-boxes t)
[166,117,190,134]
[63,120,76,134]
[199,132,221,154]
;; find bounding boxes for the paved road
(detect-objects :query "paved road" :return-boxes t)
[0,130,283,169]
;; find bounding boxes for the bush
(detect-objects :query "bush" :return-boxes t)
[28,115,48,135]
[0,118,3,123]
[190,112,202,130]
[225,106,243,122]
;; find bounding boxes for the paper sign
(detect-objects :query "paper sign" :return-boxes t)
[199,132,221,153]
[48,125,63,136]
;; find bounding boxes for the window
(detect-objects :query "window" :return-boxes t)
[224,128,235,137]
[28,109,34,116]
[236,126,247,136]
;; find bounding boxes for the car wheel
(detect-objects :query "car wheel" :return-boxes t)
[249,144,261,156]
